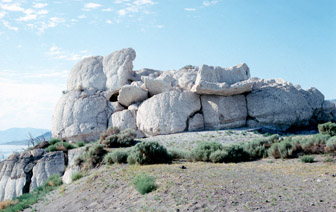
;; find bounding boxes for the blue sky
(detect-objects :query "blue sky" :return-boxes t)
[0,0,335,130]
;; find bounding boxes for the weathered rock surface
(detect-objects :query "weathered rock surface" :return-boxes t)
[188,113,205,131]
[30,151,65,191]
[103,48,136,90]
[132,68,162,81]
[117,85,148,106]
[52,90,110,142]
[136,91,201,136]
[62,148,84,184]
[67,56,106,91]
[192,64,253,95]
[143,76,174,96]
[246,79,314,130]
[0,149,64,201]
[315,100,336,123]
[109,110,145,138]
[202,95,247,129]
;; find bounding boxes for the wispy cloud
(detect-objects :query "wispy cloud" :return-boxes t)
[47,44,90,61]
[184,8,196,11]
[2,20,18,31]
[83,3,102,11]
[203,0,219,7]
[116,0,156,17]
[0,3,24,12]
[33,3,47,9]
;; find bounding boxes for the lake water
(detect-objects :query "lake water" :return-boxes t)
[0,145,27,161]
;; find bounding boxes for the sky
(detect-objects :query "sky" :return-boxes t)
[0,0,335,131]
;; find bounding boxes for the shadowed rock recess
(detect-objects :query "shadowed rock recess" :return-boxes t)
[51,48,335,141]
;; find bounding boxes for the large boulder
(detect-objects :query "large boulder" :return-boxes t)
[30,151,65,191]
[136,90,201,136]
[108,110,145,137]
[143,76,174,96]
[103,48,136,90]
[201,95,247,129]
[188,113,205,131]
[117,85,148,107]
[67,56,106,91]
[52,90,111,142]
[192,63,253,96]
[62,148,84,184]
[246,78,314,130]
[132,68,162,81]
[315,100,336,123]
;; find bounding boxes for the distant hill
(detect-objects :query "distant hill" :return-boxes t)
[330,99,336,104]
[2,131,52,146]
[0,128,50,144]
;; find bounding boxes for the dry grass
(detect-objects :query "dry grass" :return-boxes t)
[0,200,19,209]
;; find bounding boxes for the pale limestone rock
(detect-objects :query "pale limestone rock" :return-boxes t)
[136,91,201,136]
[67,56,106,91]
[103,48,136,90]
[316,100,336,123]
[143,76,173,95]
[62,148,84,184]
[52,90,110,142]
[133,68,162,81]
[108,110,145,138]
[30,151,65,191]
[201,95,247,129]
[246,78,313,130]
[117,85,148,107]
[188,113,204,131]
[192,64,253,95]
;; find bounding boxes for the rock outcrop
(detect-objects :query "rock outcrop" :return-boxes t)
[51,48,335,142]
[0,150,65,201]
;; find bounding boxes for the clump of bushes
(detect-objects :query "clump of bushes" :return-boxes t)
[127,141,172,165]
[132,173,157,195]
[168,149,189,160]
[46,141,75,152]
[77,141,85,147]
[189,141,223,162]
[301,155,315,163]
[242,135,280,160]
[104,150,130,164]
[318,122,336,137]
[325,136,336,152]
[76,144,107,169]
[71,172,82,181]
[99,127,136,148]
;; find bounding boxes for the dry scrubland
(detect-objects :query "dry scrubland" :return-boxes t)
[18,129,336,212]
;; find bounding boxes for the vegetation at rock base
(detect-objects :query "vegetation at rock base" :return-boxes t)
[132,173,157,195]
[75,144,107,170]
[99,127,136,148]
[318,122,336,137]
[104,150,130,164]
[46,141,76,152]
[0,174,62,211]
[71,172,83,181]
[300,155,315,163]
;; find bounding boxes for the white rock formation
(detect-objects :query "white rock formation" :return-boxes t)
[109,110,145,137]
[136,90,201,136]
[192,64,254,95]
[246,78,313,130]
[201,95,247,129]
[52,90,111,142]
[67,56,106,91]
[117,85,148,106]
[62,148,84,184]
[188,113,205,131]
[103,48,136,90]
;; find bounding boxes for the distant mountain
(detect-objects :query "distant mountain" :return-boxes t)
[0,128,50,144]
[330,99,336,104]
[2,131,52,146]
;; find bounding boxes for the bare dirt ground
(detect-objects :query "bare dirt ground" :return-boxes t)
[24,130,336,212]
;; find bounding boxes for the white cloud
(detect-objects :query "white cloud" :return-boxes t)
[102,8,112,12]
[47,44,89,61]
[133,0,155,5]
[37,10,48,15]
[0,11,6,19]
[116,0,156,17]
[33,3,47,9]
[78,15,86,19]
[106,19,112,24]
[2,20,18,31]
[184,8,196,11]
[17,13,37,21]
[155,24,164,28]
[203,0,219,7]
[0,3,24,12]
[117,9,126,16]
[49,17,65,23]
[114,0,131,4]
[84,3,102,10]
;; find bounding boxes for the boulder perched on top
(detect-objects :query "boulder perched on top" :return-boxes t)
[67,56,106,91]
[52,90,111,142]
[246,78,314,130]
[117,84,148,107]
[136,90,201,136]
[192,63,254,95]
[103,48,136,90]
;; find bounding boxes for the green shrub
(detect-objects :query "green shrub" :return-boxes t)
[100,128,136,148]
[300,134,330,154]
[324,157,334,163]
[132,173,156,195]
[189,141,223,162]
[77,141,85,147]
[49,138,61,145]
[222,145,250,163]
[301,155,315,163]
[76,144,107,169]
[268,138,298,159]
[318,122,336,137]
[71,172,82,181]
[100,127,120,141]
[243,135,280,160]
[127,141,172,165]
[105,150,129,164]
[325,136,336,152]
[46,142,75,152]
[168,149,189,160]
[209,150,227,163]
